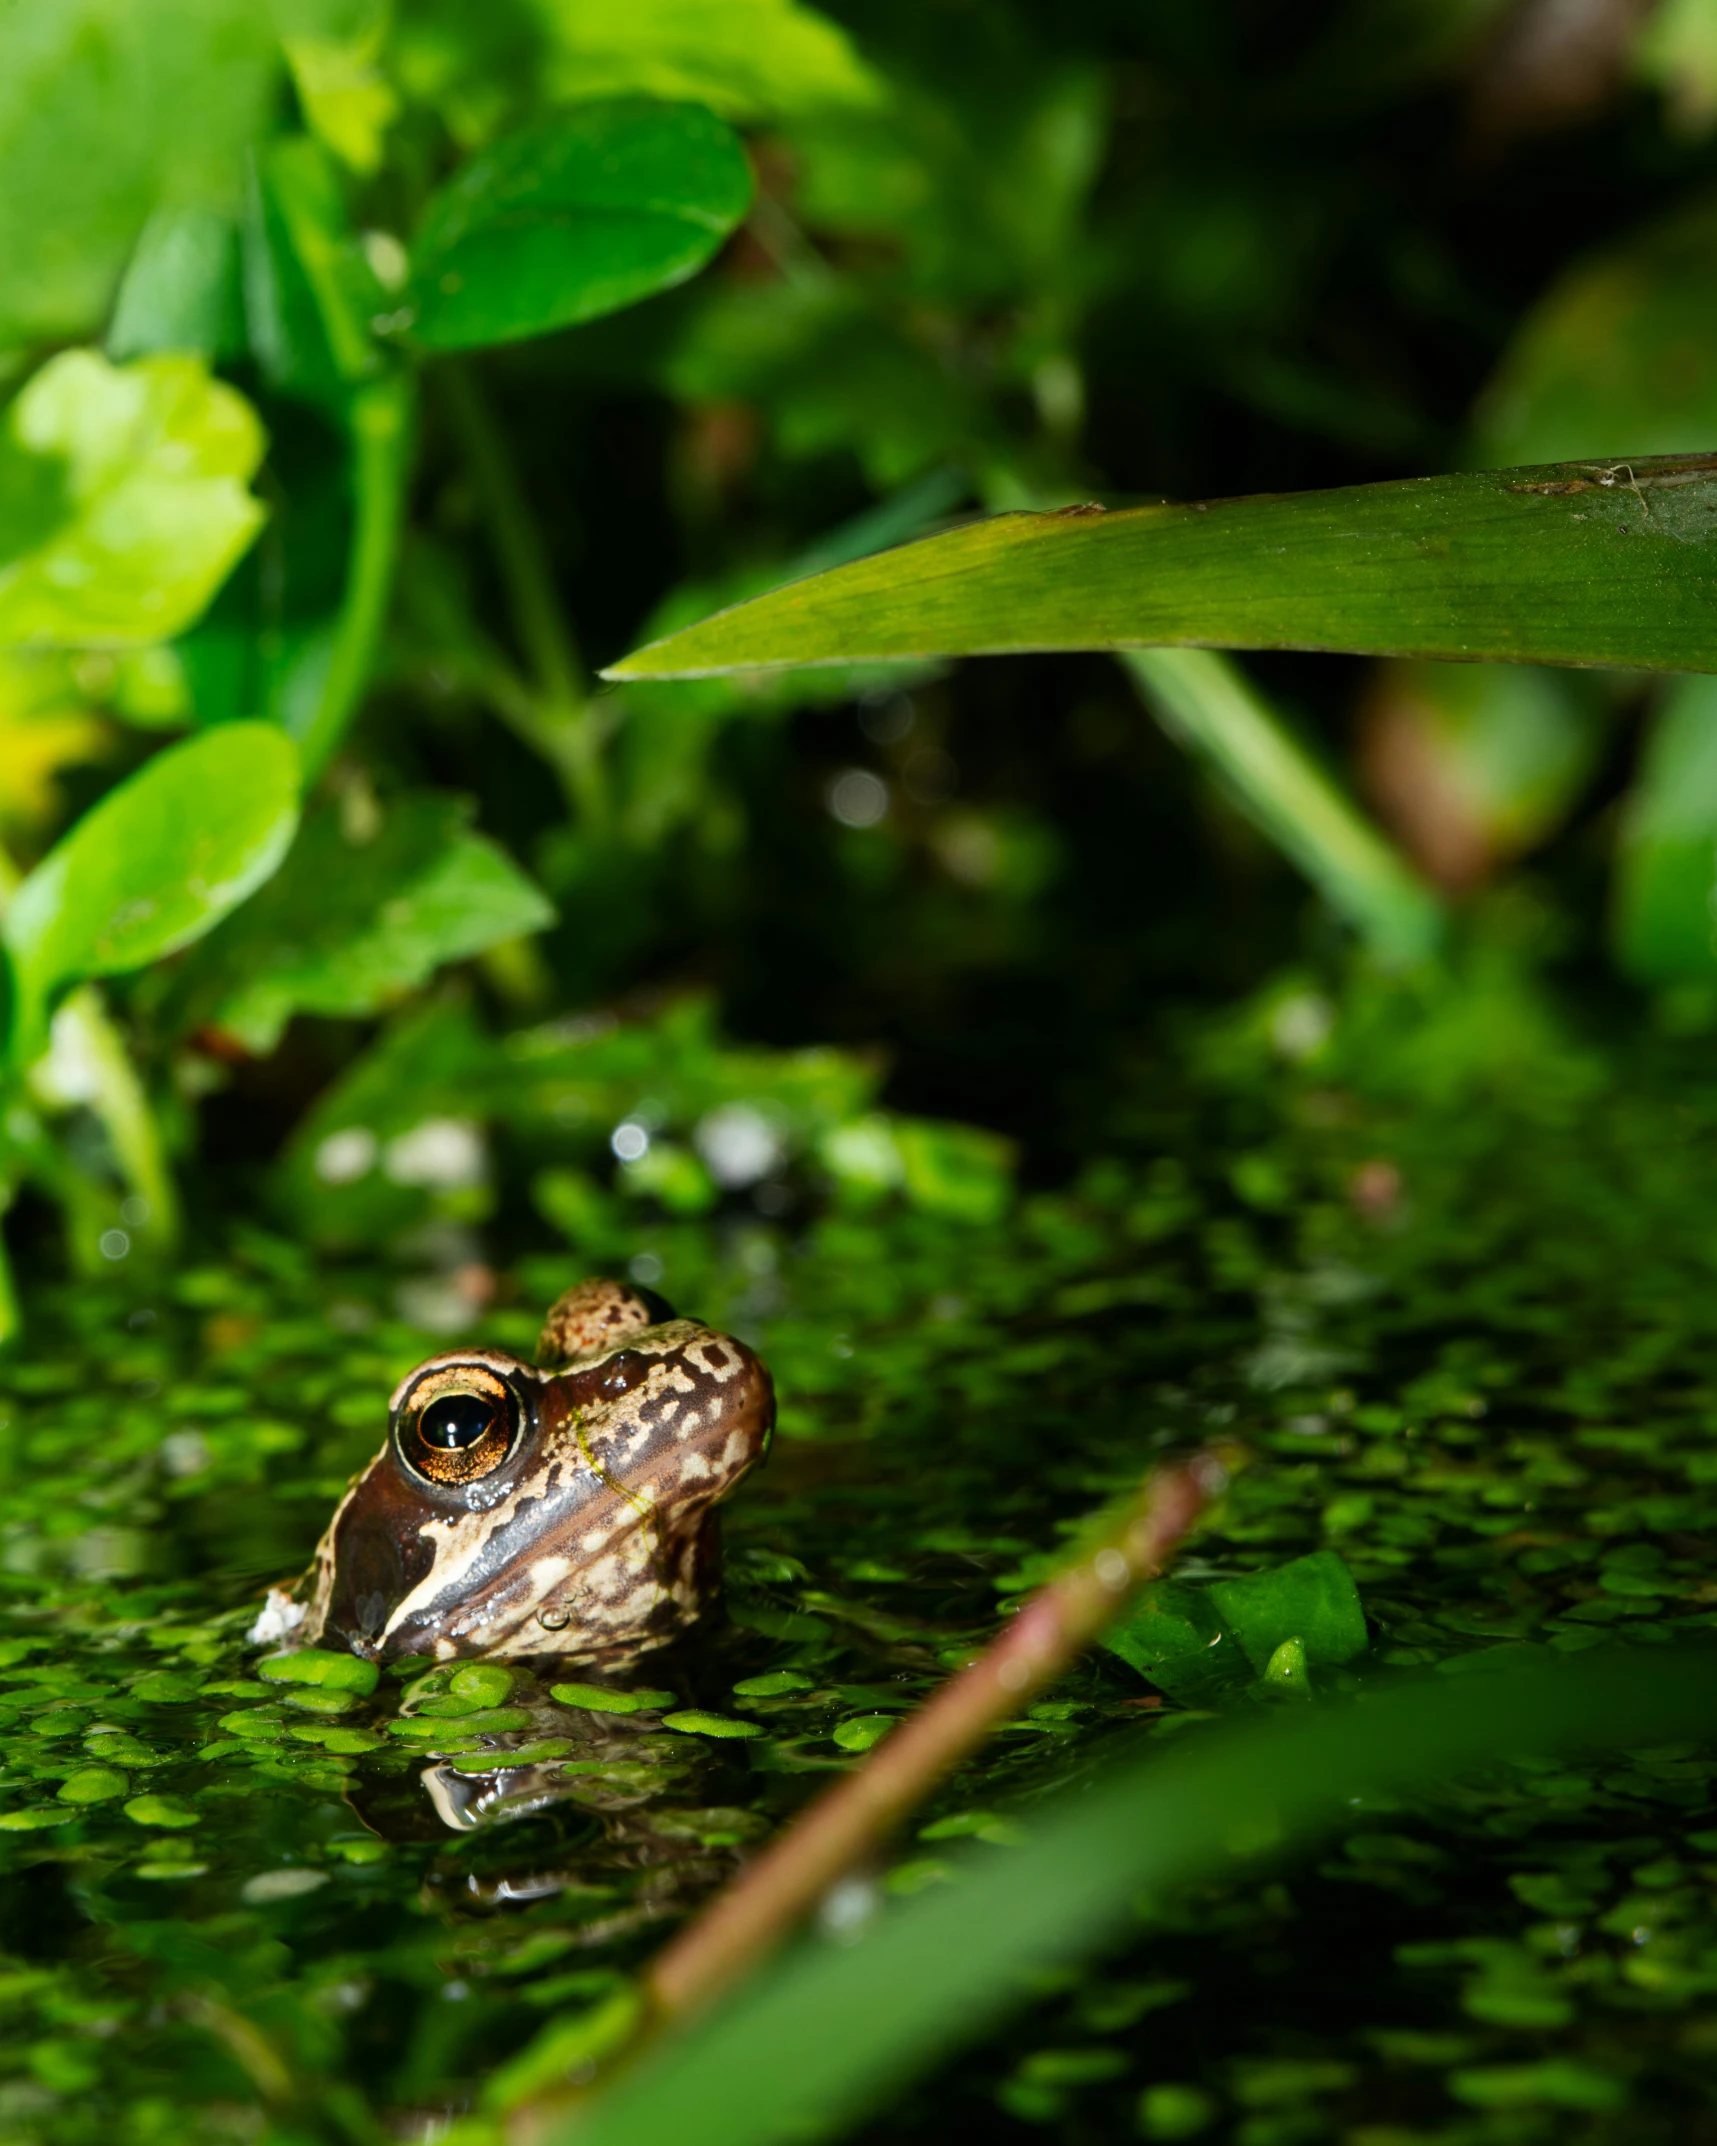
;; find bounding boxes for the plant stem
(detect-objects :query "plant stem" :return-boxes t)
[297,373,415,782]
[503,1445,1231,2143]
[1,840,178,1267]
[1123,648,1445,967]
[0,1220,17,1345]
[39,988,180,1251]
[437,358,608,822]
[0,847,21,1338]
[649,1447,1227,2023]
[558,1647,1717,2146]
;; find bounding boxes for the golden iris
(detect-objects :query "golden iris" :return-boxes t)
[395,1364,520,1486]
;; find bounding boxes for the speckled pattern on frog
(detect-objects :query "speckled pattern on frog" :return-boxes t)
[266,1280,774,1664]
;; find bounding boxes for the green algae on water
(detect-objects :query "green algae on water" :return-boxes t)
[2,959,1717,2139]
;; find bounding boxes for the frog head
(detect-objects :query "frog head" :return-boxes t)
[275,1280,773,1664]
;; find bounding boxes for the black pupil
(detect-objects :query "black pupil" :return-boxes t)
[418,1392,499,1450]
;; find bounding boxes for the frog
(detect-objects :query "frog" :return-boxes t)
[253,1278,773,1666]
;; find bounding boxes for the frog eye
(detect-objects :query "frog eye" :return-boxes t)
[394,1362,523,1488]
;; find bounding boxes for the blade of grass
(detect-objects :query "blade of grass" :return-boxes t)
[542,1644,1717,2146]
[602,456,1717,680]
[1125,649,1444,964]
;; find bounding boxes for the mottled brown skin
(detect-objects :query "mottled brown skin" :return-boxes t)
[278,1280,773,1664]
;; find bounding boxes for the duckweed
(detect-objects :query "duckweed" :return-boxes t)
[279,1687,359,1716]
[240,1868,330,1904]
[55,1768,127,1804]
[2,961,1717,2138]
[122,1795,198,1828]
[550,1683,675,1714]
[258,1650,380,1695]
[832,1715,896,1752]
[732,1672,815,1698]
[660,1710,766,1739]
[448,1664,518,1706]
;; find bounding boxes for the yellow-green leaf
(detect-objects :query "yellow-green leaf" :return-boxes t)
[0,351,265,647]
[604,460,1717,682]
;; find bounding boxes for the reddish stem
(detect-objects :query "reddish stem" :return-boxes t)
[504,1446,1232,2143]
[646,1446,1229,2021]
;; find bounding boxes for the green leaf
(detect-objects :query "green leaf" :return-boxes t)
[892,1119,1014,1224]
[107,204,245,363]
[4,722,300,1066]
[244,135,384,407]
[0,0,293,347]
[1206,1550,1369,1673]
[1475,198,1717,467]
[660,1710,766,1739]
[1099,1579,1238,1702]
[551,1648,1717,2146]
[283,23,399,176]
[448,1663,518,1706]
[179,791,554,1054]
[1103,1552,1367,1701]
[550,1683,675,1715]
[1261,1636,1314,1697]
[122,1794,199,1828]
[603,460,1717,680]
[1449,2060,1627,2112]
[534,0,885,122]
[1360,660,1607,879]
[275,994,499,1249]
[1635,0,1717,133]
[407,99,753,352]
[1613,674,1717,981]
[56,1765,127,1805]
[0,350,266,648]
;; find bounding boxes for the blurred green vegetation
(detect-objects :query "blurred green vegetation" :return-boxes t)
[9,0,1717,2139]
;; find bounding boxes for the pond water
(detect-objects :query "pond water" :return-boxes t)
[4,961,1717,2143]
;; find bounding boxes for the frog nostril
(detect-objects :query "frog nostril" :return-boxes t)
[597,1350,650,1401]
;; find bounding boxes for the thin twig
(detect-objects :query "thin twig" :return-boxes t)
[646,1446,1231,2022]
[504,1444,1233,2142]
